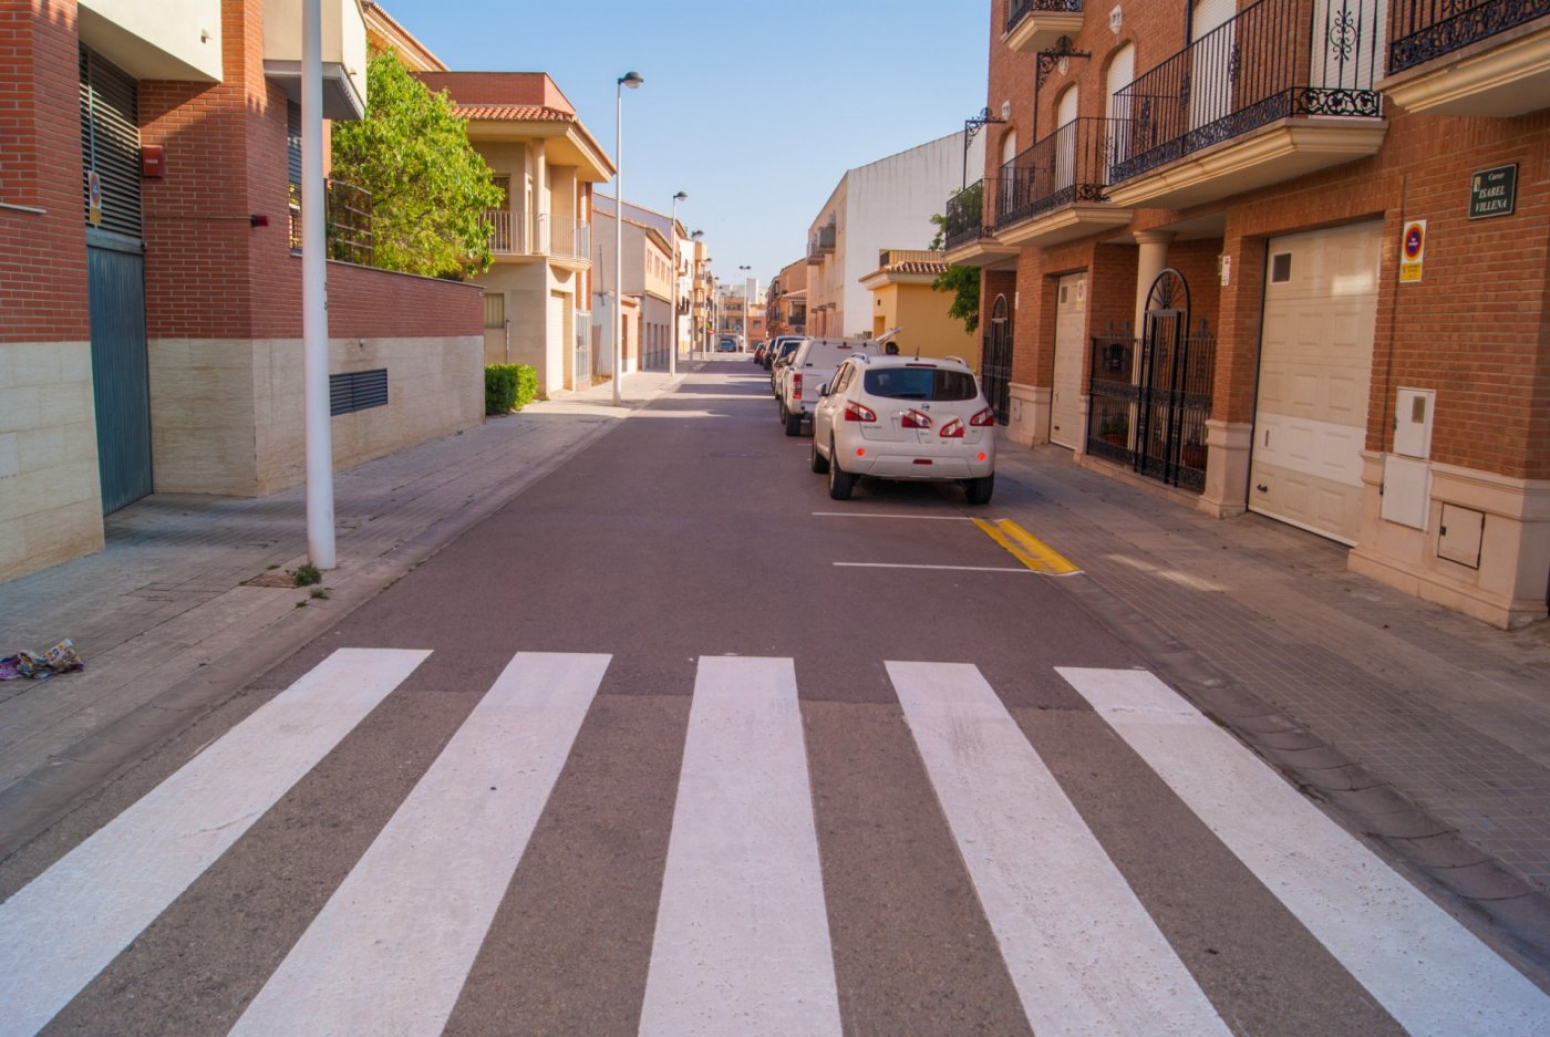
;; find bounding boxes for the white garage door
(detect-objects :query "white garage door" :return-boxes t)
[1050,272,1086,449]
[1250,221,1382,545]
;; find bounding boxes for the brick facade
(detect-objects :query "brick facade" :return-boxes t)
[1,0,485,584]
[976,0,1550,627]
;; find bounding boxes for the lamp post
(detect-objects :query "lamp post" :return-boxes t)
[669,191,686,377]
[613,71,643,407]
[690,230,704,355]
[737,264,752,352]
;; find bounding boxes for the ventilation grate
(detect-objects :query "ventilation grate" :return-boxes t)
[330,368,389,416]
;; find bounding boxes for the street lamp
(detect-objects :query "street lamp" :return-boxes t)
[613,70,643,407]
[669,190,687,377]
[691,230,704,354]
[738,264,752,352]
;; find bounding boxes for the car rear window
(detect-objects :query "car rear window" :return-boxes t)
[863,367,978,401]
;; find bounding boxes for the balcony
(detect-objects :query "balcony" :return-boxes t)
[994,118,1135,248]
[807,223,836,263]
[1106,0,1387,211]
[1004,0,1086,54]
[263,0,368,120]
[485,210,591,267]
[1382,0,1550,115]
[942,180,1020,267]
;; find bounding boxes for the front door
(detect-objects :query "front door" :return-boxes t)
[982,295,1013,425]
[1050,273,1086,449]
[88,238,153,512]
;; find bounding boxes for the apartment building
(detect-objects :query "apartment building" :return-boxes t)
[415,72,611,396]
[765,259,809,340]
[949,0,1548,628]
[591,195,678,374]
[806,133,985,339]
[2,0,483,584]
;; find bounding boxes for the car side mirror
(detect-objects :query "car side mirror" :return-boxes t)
[818,383,830,397]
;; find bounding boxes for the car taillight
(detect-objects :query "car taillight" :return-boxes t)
[939,418,965,438]
[970,407,995,427]
[845,401,877,423]
[900,409,932,429]
[792,373,802,401]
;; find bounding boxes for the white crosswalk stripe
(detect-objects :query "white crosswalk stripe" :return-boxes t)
[3,650,1547,1036]
[0,648,429,1037]
[1058,666,1550,1037]
[230,651,609,1037]
[889,661,1232,1037]
[639,656,842,1037]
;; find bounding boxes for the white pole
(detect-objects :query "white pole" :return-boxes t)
[669,197,678,378]
[612,82,624,407]
[302,0,335,569]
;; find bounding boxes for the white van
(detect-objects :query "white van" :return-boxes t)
[778,337,884,436]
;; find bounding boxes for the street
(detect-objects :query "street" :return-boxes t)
[2,359,1548,1036]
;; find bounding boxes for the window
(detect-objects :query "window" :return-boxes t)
[1271,253,1292,283]
[484,293,506,329]
[864,367,978,401]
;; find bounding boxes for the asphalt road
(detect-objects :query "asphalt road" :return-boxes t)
[3,360,1547,1036]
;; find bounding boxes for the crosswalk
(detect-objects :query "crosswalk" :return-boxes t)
[1,649,1547,1036]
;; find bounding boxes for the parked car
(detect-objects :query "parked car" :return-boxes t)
[764,334,803,372]
[752,343,767,364]
[766,336,804,396]
[718,336,739,353]
[779,337,883,436]
[810,353,995,504]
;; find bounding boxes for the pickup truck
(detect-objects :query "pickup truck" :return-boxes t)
[779,337,883,436]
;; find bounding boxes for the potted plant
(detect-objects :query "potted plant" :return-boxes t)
[1099,413,1128,446]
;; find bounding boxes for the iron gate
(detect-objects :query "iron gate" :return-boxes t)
[1085,269,1214,491]
[982,294,1013,425]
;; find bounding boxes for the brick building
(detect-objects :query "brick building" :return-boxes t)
[1,0,483,584]
[949,0,1549,628]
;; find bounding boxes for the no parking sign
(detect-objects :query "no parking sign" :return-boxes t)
[1399,219,1425,283]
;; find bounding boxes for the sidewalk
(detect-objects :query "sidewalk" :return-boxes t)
[3,362,1550,963]
[0,368,682,856]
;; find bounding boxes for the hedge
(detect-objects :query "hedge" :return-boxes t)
[485,364,538,414]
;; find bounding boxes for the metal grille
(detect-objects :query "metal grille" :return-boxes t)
[981,295,1014,425]
[996,117,1111,232]
[1389,0,1548,73]
[79,48,142,240]
[330,369,389,416]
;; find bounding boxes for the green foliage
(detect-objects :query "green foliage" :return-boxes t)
[927,184,982,336]
[331,50,504,279]
[294,564,322,587]
[485,364,537,414]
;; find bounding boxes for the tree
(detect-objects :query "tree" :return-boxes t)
[927,183,982,335]
[331,50,503,279]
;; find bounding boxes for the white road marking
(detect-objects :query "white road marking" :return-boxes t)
[229,652,609,1037]
[1058,667,1550,1037]
[0,648,428,1037]
[638,656,841,1037]
[833,562,1032,573]
[888,661,1231,1037]
[811,511,978,520]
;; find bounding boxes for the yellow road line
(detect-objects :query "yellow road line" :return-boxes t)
[973,519,1082,575]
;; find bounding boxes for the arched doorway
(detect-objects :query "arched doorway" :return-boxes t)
[982,294,1013,425]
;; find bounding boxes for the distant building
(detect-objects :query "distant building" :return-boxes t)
[805,133,983,339]
[860,250,976,365]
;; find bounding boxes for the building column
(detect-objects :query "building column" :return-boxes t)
[1132,230,1174,336]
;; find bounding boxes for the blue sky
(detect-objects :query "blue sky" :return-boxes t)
[376,0,990,287]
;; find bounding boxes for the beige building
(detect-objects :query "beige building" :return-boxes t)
[416,72,613,397]
[860,250,978,366]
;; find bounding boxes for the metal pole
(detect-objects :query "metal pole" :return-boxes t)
[669,195,679,377]
[302,0,335,569]
[612,80,623,407]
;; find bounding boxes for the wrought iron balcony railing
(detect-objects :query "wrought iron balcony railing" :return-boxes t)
[943,180,989,251]
[808,223,836,260]
[1388,0,1550,73]
[995,117,1111,230]
[1109,0,1383,185]
[1006,0,1085,35]
[289,178,373,266]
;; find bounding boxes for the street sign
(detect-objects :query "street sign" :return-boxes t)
[1468,164,1516,220]
[87,169,102,227]
[1399,219,1425,284]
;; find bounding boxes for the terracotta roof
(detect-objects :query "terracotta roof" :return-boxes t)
[451,103,573,122]
[889,260,948,275]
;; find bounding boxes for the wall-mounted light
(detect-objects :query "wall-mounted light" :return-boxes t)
[249,214,269,228]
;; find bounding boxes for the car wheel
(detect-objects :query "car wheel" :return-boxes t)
[964,473,994,505]
[810,434,830,474]
[785,410,802,437]
[827,441,854,500]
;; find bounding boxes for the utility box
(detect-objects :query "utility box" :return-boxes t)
[1438,504,1485,569]
[1394,387,1434,459]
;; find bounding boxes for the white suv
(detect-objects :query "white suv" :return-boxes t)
[810,354,996,503]
[778,338,883,436]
